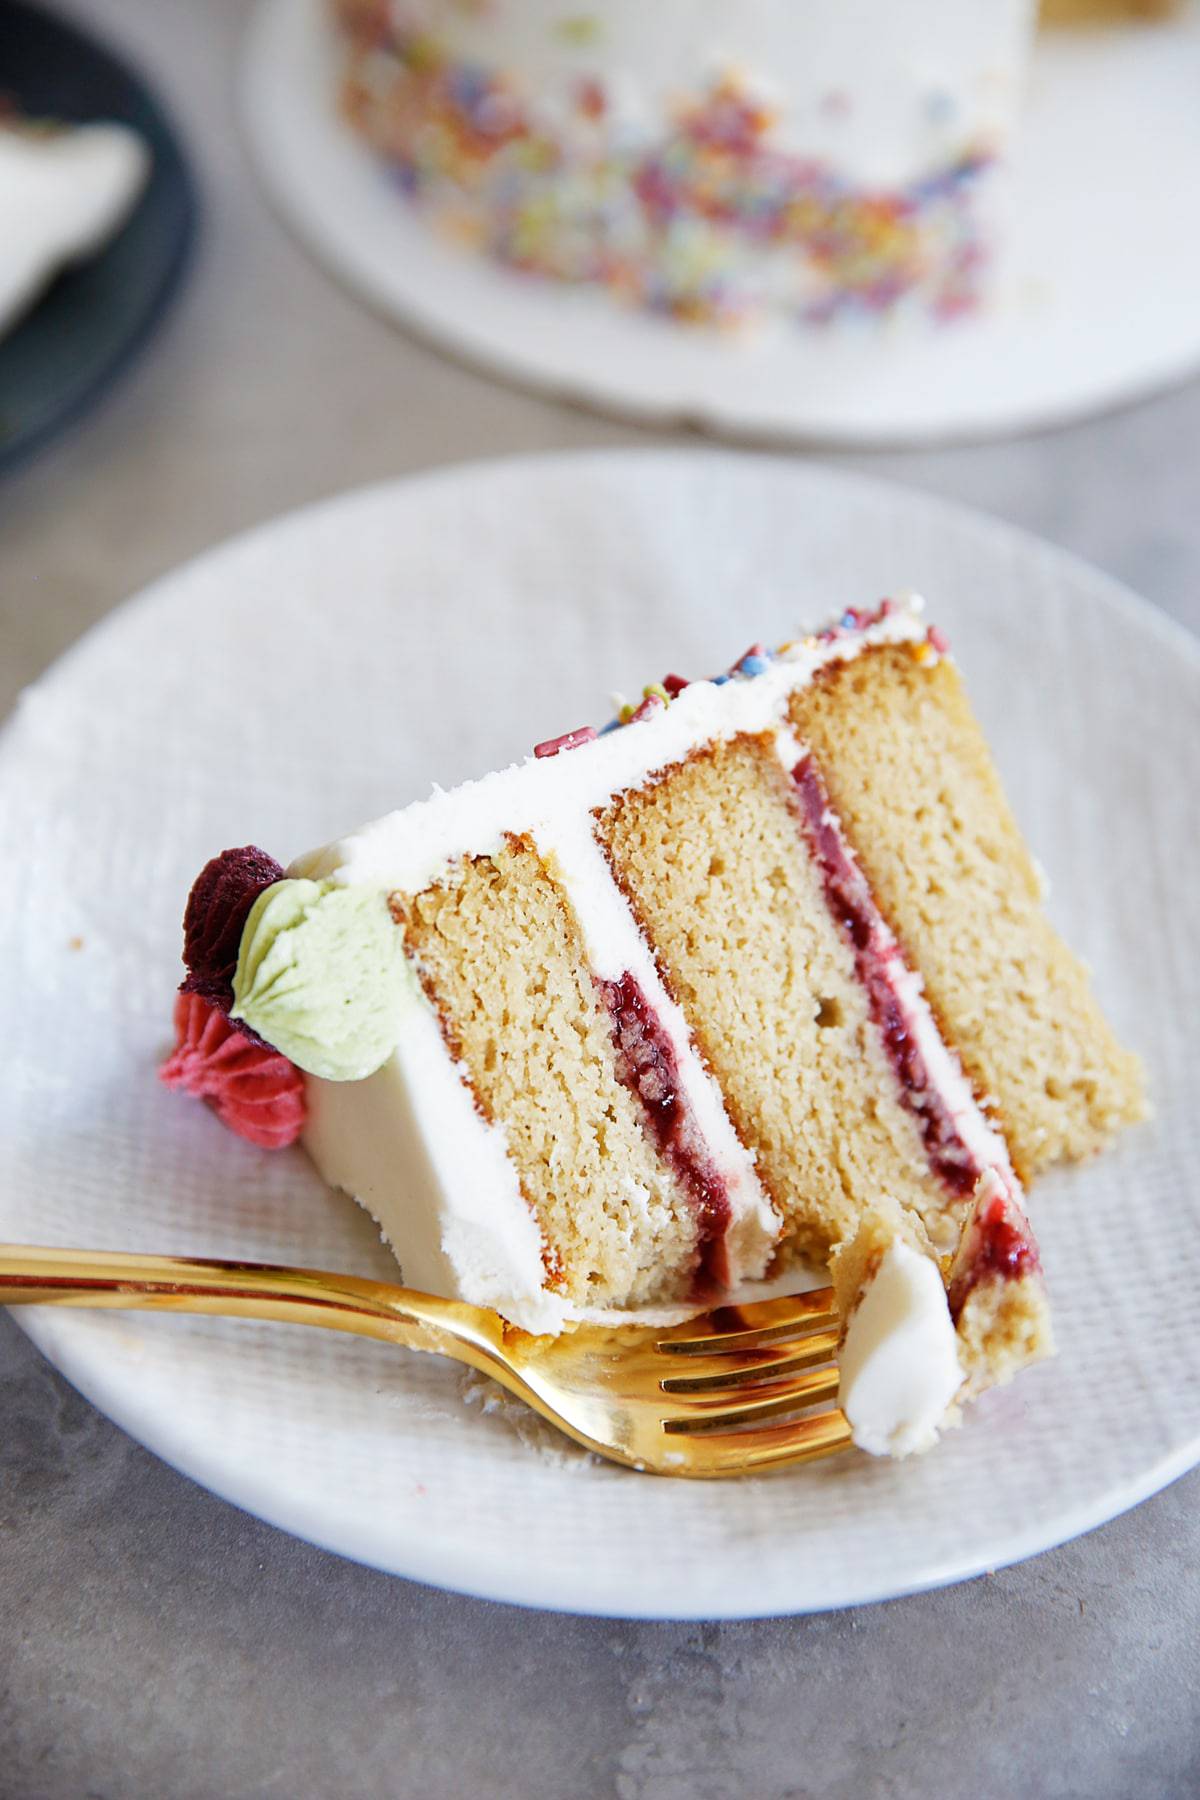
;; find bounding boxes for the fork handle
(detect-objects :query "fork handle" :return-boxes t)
[0,1242,506,1368]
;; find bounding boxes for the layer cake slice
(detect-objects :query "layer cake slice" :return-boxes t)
[161,597,1145,1452]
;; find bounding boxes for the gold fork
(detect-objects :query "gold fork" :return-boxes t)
[0,1245,851,1477]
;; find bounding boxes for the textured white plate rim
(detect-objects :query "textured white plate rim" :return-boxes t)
[12,1298,1200,1620]
[239,0,1200,450]
[5,445,1197,693]
[3,446,1198,1620]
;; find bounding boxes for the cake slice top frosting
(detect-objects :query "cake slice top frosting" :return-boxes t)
[290,597,930,902]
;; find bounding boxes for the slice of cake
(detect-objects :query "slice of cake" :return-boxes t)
[161,596,1144,1444]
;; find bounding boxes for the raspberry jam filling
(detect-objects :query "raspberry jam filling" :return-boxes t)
[598,970,733,1295]
[948,1182,1041,1319]
[792,755,980,1201]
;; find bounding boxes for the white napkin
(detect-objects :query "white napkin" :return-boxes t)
[0,121,150,337]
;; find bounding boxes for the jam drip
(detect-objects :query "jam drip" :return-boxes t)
[792,755,979,1201]
[598,971,732,1296]
[947,1181,1041,1320]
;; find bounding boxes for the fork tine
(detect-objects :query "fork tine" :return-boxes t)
[657,1329,840,1392]
[661,1365,841,1433]
[657,1287,839,1355]
[657,1407,854,1476]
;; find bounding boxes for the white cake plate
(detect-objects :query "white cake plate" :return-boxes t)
[1,451,1198,1618]
[242,0,1200,447]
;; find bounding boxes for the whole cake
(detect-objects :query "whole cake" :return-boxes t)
[331,0,1036,329]
[161,596,1145,1456]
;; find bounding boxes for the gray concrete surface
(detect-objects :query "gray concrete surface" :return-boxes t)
[2,3,1198,1795]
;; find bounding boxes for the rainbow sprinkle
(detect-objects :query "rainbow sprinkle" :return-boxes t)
[534,724,599,759]
[532,599,932,756]
[336,13,996,330]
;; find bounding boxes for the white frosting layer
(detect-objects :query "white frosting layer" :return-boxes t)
[0,124,149,338]
[293,597,1012,1331]
[385,0,1035,185]
[838,1240,964,1458]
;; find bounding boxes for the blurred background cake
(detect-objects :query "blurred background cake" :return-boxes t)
[331,0,1039,330]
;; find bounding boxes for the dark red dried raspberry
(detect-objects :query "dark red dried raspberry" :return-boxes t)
[182,846,285,994]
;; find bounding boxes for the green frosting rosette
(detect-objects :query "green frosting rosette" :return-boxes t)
[230,878,407,1082]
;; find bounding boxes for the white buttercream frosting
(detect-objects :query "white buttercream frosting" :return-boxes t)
[838,1240,964,1458]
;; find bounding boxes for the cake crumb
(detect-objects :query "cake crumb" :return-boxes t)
[458,1368,602,1471]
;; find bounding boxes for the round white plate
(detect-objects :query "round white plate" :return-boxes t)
[242,0,1200,448]
[2,452,1197,1617]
